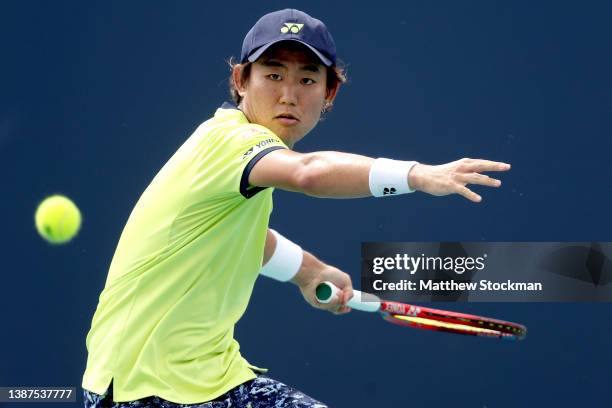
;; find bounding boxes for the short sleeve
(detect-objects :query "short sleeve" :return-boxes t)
[226,125,288,199]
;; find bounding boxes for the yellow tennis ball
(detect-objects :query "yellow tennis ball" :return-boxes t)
[35,195,82,244]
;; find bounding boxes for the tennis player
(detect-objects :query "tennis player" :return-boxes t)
[82,8,510,408]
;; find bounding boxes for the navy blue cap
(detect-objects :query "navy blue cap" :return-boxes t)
[241,9,337,67]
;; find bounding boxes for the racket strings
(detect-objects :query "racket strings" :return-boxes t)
[389,314,502,335]
[422,312,527,336]
[385,313,526,339]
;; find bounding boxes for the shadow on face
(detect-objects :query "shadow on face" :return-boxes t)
[256,40,326,69]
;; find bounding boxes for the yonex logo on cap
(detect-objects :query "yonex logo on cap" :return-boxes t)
[280,23,304,34]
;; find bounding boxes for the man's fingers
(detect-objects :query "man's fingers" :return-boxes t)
[459,173,502,187]
[329,278,353,304]
[321,297,349,314]
[335,306,351,315]
[462,160,511,173]
[331,296,351,314]
[318,292,344,311]
[314,272,353,315]
[458,185,481,202]
[342,288,354,304]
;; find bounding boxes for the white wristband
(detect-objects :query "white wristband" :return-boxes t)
[260,229,303,282]
[368,158,418,197]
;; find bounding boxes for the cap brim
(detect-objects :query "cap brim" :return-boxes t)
[247,39,332,66]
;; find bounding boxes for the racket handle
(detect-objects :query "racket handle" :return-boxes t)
[315,281,381,313]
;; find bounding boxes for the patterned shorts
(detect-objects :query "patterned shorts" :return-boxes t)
[83,376,328,408]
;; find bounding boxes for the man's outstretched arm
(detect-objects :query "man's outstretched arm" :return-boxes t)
[249,149,510,202]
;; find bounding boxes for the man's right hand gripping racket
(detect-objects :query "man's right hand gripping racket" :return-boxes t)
[316,282,527,340]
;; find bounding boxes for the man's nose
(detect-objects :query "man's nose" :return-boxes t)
[279,83,298,106]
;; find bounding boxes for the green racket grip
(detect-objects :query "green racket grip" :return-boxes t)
[315,281,381,313]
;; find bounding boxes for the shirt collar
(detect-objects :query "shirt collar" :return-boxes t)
[215,101,250,123]
[220,101,237,110]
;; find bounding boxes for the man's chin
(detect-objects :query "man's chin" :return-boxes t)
[270,127,303,145]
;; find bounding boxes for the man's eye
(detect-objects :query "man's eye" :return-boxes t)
[302,78,316,85]
[268,74,281,81]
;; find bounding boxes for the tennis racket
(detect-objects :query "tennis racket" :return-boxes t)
[316,281,527,340]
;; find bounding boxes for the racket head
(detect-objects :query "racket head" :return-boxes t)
[380,302,527,340]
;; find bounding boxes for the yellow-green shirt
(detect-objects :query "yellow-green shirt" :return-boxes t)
[82,102,287,403]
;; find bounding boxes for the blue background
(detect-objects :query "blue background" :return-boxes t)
[1,1,611,407]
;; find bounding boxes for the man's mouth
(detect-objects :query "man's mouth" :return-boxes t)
[275,114,300,125]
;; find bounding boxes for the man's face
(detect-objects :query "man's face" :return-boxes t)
[235,44,338,147]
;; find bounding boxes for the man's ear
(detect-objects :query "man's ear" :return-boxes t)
[325,79,341,105]
[232,65,247,97]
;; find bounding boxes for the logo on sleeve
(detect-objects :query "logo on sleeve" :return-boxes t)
[241,146,254,160]
[383,187,397,195]
[241,138,279,160]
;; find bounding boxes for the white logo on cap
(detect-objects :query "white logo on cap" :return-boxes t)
[281,23,304,34]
